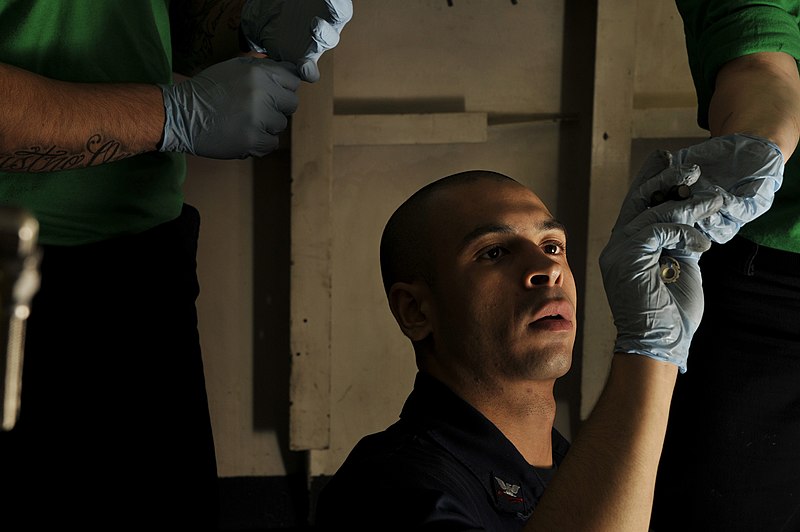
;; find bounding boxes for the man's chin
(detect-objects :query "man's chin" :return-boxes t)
[511,349,573,381]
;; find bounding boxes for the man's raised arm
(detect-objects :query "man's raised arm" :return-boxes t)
[524,160,725,531]
[709,51,800,160]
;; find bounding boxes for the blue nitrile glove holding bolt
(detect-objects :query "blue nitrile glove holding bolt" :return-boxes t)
[599,161,725,373]
[644,133,784,244]
[159,57,300,159]
[240,0,353,83]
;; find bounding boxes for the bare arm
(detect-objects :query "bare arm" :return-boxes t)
[0,0,262,174]
[709,51,800,159]
[0,62,165,173]
[524,355,677,531]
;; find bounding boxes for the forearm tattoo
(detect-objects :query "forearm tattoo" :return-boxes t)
[0,134,133,173]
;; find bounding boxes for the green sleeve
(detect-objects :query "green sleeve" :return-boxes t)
[676,0,800,129]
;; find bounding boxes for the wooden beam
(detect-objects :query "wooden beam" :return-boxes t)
[289,56,334,450]
[581,0,638,420]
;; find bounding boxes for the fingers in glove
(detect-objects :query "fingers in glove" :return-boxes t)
[251,134,280,159]
[674,134,783,187]
[326,0,354,25]
[620,223,711,278]
[261,107,290,135]
[298,61,320,83]
[693,178,777,243]
[694,211,738,244]
[312,17,342,49]
[672,134,783,199]
[616,161,700,228]
[258,59,302,91]
[657,224,713,255]
[249,60,300,115]
[722,177,778,222]
[640,162,699,206]
[299,18,342,82]
[621,189,723,238]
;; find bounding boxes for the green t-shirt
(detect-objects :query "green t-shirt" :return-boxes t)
[0,0,185,245]
[677,0,800,253]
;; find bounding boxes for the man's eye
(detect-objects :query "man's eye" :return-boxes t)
[543,241,566,255]
[480,246,508,260]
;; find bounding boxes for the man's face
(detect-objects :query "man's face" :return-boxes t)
[424,179,577,385]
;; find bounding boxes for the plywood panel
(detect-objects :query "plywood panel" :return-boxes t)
[333,0,566,115]
[633,107,708,138]
[303,0,573,477]
[311,120,564,476]
[333,112,488,145]
[633,0,696,106]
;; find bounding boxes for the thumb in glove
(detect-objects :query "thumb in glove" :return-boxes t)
[241,0,353,82]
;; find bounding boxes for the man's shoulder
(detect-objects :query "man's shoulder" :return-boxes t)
[334,419,468,484]
[314,422,489,529]
[317,422,482,501]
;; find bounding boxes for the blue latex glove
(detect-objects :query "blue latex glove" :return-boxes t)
[616,149,702,220]
[599,162,725,373]
[159,57,300,159]
[643,133,784,244]
[240,0,353,82]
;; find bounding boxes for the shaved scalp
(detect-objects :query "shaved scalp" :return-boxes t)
[379,170,520,295]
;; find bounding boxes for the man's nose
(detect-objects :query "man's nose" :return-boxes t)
[523,249,564,288]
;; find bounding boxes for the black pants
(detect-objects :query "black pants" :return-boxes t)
[652,236,800,531]
[0,205,219,530]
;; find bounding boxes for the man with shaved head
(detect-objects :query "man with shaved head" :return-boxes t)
[315,166,724,531]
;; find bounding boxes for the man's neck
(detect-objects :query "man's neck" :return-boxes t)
[474,382,557,468]
[429,368,557,467]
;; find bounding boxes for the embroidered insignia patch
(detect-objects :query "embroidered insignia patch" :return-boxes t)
[493,476,523,504]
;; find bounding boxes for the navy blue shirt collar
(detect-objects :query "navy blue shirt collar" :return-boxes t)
[399,371,570,520]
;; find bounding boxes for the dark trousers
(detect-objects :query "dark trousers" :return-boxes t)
[652,236,800,531]
[0,205,219,530]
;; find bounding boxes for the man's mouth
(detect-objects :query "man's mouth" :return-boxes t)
[529,300,574,330]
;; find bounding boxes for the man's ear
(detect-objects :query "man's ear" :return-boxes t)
[388,281,433,342]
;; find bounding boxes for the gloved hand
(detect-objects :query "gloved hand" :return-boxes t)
[159,57,300,159]
[599,162,725,373]
[639,133,784,244]
[240,0,353,82]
